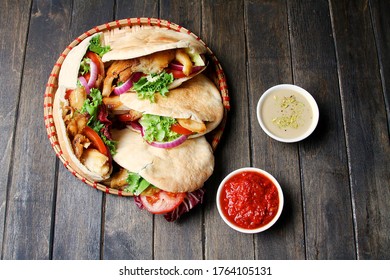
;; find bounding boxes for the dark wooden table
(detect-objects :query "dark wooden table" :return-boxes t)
[0,0,389,260]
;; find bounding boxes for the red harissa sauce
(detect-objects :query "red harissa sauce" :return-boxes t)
[220,171,279,229]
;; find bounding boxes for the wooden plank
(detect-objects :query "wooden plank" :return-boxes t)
[1,0,68,259]
[102,0,158,260]
[287,0,355,259]
[115,0,158,18]
[245,0,305,259]
[370,0,390,130]
[149,0,205,260]
[0,0,32,258]
[330,0,390,259]
[51,0,114,260]
[202,0,254,260]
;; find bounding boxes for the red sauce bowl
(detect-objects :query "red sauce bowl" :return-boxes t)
[216,167,284,233]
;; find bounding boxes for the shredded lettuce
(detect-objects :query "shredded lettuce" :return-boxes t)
[81,88,102,125]
[100,133,116,156]
[88,34,110,57]
[124,172,151,195]
[79,58,91,75]
[132,71,174,102]
[139,114,180,143]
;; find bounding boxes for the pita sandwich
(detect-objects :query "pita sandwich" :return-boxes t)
[100,26,208,97]
[118,74,224,138]
[111,128,214,193]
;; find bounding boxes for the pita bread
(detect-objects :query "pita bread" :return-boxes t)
[101,26,207,62]
[112,128,214,193]
[119,74,224,136]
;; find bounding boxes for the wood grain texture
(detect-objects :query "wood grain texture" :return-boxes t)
[0,0,32,258]
[102,0,158,260]
[202,0,254,260]
[245,0,305,260]
[1,0,389,261]
[51,0,114,260]
[330,0,390,259]
[288,0,355,259]
[115,0,159,19]
[370,0,390,130]
[2,0,68,259]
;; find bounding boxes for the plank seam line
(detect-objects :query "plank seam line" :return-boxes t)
[285,0,308,260]
[328,0,358,260]
[368,1,390,139]
[242,0,256,259]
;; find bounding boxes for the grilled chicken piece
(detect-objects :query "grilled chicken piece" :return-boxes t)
[66,113,88,137]
[175,49,193,76]
[102,49,178,96]
[102,60,134,96]
[68,87,87,111]
[102,95,123,110]
[72,134,91,159]
[110,168,129,190]
[177,118,207,133]
[81,148,110,177]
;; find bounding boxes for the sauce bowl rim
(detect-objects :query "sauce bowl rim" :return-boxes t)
[216,167,284,234]
[256,84,319,143]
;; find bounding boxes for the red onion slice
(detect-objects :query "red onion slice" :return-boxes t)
[191,66,204,74]
[138,125,187,149]
[87,60,98,89]
[147,134,188,149]
[131,72,143,83]
[169,62,184,71]
[127,122,142,132]
[168,63,204,76]
[113,78,133,95]
[78,76,90,94]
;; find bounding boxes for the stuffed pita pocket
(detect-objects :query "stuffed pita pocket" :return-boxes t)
[53,34,115,182]
[112,74,224,149]
[100,26,208,99]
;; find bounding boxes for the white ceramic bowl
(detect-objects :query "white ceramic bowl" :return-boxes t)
[216,167,284,234]
[256,84,319,143]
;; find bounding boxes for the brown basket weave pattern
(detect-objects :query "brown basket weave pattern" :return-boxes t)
[44,18,230,196]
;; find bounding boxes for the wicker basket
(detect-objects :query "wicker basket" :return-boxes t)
[44,18,230,196]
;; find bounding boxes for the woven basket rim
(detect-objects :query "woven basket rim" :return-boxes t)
[44,17,230,196]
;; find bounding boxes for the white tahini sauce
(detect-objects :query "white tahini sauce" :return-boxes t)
[260,89,313,139]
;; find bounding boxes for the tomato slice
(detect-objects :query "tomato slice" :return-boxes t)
[82,126,109,157]
[166,68,187,79]
[117,114,135,122]
[83,72,91,82]
[65,89,73,99]
[140,191,186,214]
[171,123,193,135]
